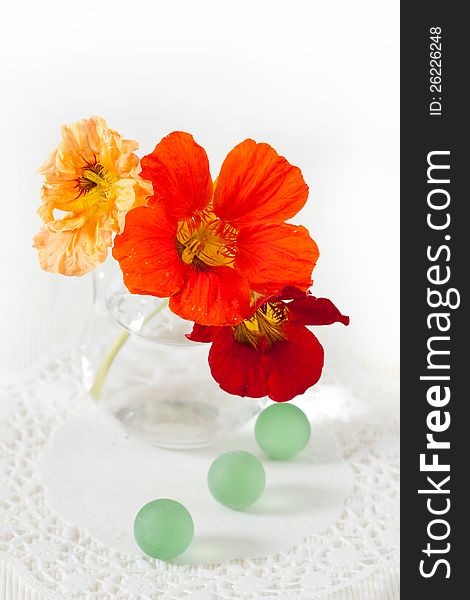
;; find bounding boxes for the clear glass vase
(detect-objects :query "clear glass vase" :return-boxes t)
[79,264,265,448]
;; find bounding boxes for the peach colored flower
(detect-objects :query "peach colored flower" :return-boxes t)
[33,116,153,276]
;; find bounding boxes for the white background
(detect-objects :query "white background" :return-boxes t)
[0,0,399,402]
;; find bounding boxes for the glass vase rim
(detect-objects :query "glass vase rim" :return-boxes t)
[95,271,202,348]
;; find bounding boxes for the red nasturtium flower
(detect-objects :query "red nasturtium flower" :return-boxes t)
[112,132,319,326]
[187,287,349,402]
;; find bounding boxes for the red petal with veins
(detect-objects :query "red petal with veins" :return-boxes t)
[112,204,189,297]
[186,323,223,343]
[169,266,253,326]
[208,328,270,398]
[288,296,350,326]
[214,139,308,228]
[235,223,318,295]
[266,323,324,402]
[140,131,213,220]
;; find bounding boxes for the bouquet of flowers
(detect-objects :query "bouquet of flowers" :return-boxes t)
[34,116,348,402]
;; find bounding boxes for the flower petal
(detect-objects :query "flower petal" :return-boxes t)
[169,266,253,326]
[266,323,324,402]
[110,179,153,233]
[275,286,310,301]
[288,296,350,326]
[208,328,270,398]
[140,131,213,220]
[46,213,87,233]
[112,205,188,297]
[35,116,151,276]
[33,220,111,276]
[186,323,222,343]
[235,223,319,295]
[214,139,308,227]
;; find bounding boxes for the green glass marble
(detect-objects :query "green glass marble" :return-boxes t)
[207,451,266,510]
[255,403,311,460]
[133,498,194,560]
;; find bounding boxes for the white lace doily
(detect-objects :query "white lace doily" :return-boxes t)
[37,407,353,564]
[0,349,399,599]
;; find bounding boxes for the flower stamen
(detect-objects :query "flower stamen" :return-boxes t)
[176,214,236,269]
[79,163,106,192]
[233,301,287,348]
[76,163,119,203]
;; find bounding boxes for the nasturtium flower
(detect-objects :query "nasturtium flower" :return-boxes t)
[187,287,349,402]
[33,116,153,276]
[112,132,319,326]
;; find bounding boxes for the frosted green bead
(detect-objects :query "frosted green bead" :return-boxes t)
[208,451,265,510]
[133,499,194,560]
[255,403,311,460]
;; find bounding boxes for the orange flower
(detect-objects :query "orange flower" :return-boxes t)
[33,116,153,276]
[112,132,319,326]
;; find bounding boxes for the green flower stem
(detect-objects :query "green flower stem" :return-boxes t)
[90,299,169,401]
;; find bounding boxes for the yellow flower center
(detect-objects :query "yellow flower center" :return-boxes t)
[77,163,118,205]
[233,302,287,348]
[176,214,236,270]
